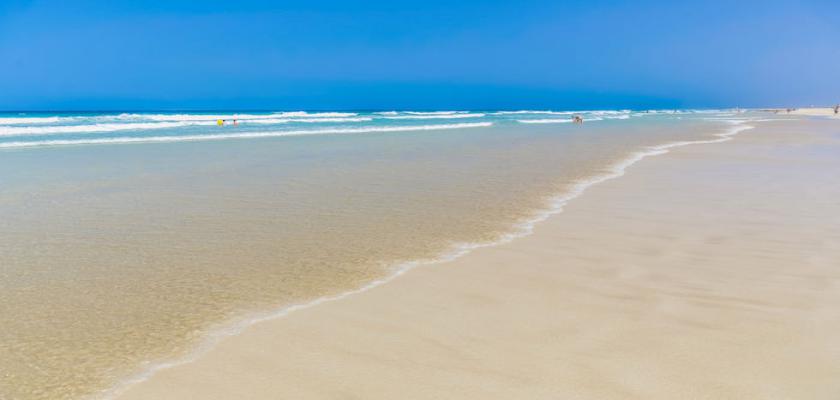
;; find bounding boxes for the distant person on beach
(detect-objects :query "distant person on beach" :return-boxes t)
[834,105,838,115]
[572,115,584,124]
[217,119,224,126]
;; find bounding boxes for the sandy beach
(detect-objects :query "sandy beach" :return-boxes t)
[5,1,839,399]
[112,117,840,400]
[789,107,839,117]
[0,111,765,400]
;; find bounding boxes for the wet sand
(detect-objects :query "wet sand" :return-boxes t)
[117,118,840,400]
[0,113,727,400]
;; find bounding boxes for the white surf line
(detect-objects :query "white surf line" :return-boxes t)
[107,112,359,121]
[94,120,756,400]
[0,121,215,137]
[517,119,574,124]
[372,111,465,115]
[0,116,63,124]
[381,113,485,120]
[0,112,359,125]
[476,121,754,243]
[517,116,605,124]
[493,110,576,115]
[246,117,372,124]
[402,111,465,115]
[0,117,374,137]
[495,110,632,116]
[0,122,493,149]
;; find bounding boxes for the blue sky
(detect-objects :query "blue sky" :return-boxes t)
[0,0,838,110]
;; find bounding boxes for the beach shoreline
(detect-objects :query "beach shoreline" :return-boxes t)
[0,110,762,400]
[762,107,839,118]
[114,116,840,400]
[100,120,751,400]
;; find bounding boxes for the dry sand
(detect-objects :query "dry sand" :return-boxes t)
[789,107,839,117]
[117,118,840,400]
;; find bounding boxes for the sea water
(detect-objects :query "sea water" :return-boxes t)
[0,109,766,399]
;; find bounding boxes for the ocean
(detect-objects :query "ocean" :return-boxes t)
[0,109,760,399]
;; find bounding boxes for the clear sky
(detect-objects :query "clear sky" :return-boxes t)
[1,0,838,110]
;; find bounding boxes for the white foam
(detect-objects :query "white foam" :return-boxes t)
[517,118,574,124]
[109,112,358,122]
[93,119,756,400]
[402,111,464,115]
[0,121,214,136]
[0,112,359,126]
[373,111,464,116]
[588,110,631,116]
[382,113,485,120]
[0,116,62,124]
[646,109,731,115]
[687,109,732,114]
[246,117,372,124]
[274,112,359,118]
[0,122,494,149]
[517,116,605,124]
[493,110,575,115]
[496,110,632,116]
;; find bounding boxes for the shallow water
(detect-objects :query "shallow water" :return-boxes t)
[0,110,764,399]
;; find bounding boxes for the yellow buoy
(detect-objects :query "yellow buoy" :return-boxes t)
[217,119,224,126]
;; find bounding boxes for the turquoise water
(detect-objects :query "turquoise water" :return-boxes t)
[0,109,752,400]
[0,110,670,149]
